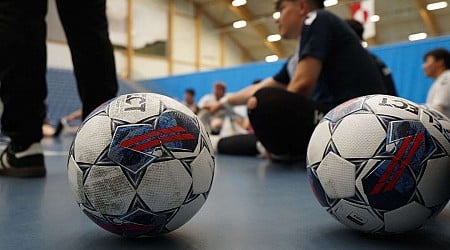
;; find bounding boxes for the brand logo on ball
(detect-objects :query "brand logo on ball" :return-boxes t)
[422,108,450,144]
[119,125,195,152]
[378,97,419,115]
[369,133,424,195]
[124,94,147,112]
[109,122,197,173]
[363,120,435,210]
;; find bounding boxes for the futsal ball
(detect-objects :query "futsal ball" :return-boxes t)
[67,93,215,237]
[306,94,450,234]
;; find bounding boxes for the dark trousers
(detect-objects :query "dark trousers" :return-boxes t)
[0,0,118,147]
[248,87,331,160]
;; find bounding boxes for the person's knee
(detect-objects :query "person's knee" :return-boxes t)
[247,97,258,110]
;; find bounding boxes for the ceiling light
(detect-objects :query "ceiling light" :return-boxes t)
[408,32,427,41]
[426,1,448,10]
[233,20,247,29]
[370,15,380,22]
[265,55,279,63]
[324,0,338,7]
[267,34,281,42]
[273,11,280,20]
[232,0,247,7]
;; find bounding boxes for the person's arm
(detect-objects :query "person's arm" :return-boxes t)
[209,77,285,113]
[287,56,322,97]
[227,77,284,106]
[64,109,82,122]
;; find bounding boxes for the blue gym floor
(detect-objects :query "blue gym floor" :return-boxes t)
[0,135,449,250]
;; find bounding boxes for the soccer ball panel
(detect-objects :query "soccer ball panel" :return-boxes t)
[74,115,112,164]
[417,157,450,207]
[84,165,136,215]
[384,202,431,233]
[307,167,330,207]
[171,119,212,159]
[324,96,366,123]
[191,147,215,195]
[360,119,437,211]
[67,156,86,204]
[137,160,192,212]
[333,113,385,159]
[419,108,450,155]
[420,104,450,121]
[331,199,383,233]
[156,110,201,158]
[166,195,206,231]
[355,159,379,204]
[157,94,197,117]
[108,124,158,173]
[307,120,331,166]
[317,152,355,199]
[363,160,416,211]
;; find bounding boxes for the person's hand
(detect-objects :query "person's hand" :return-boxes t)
[208,101,223,114]
[200,104,211,112]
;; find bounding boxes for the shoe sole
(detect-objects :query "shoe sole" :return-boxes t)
[0,166,46,177]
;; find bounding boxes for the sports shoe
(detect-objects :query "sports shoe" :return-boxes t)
[0,142,46,177]
[53,119,65,137]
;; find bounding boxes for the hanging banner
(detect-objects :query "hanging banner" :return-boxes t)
[350,0,376,39]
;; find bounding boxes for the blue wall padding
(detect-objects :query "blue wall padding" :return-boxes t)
[370,35,450,104]
[139,35,450,104]
[138,60,286,103]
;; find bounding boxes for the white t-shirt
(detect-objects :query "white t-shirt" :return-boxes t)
[197,93,218,109]
[426,70,450,118]
[197,93,244,118]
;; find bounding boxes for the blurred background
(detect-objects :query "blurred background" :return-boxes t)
[41,0,450,123]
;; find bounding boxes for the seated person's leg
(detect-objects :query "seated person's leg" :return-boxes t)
[217,134,259,156]
[248,87,330,162]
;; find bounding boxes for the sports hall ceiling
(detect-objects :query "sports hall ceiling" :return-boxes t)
[190,0,450,62]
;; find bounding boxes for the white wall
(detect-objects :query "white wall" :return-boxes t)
[46,0,245,81]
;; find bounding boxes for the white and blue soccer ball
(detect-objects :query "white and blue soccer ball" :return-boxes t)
[307,94,450,234]
[67,93,215,237]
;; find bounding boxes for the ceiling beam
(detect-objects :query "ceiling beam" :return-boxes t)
[412,0,440,37]
[187,0,255,61]
[222,0,286,58]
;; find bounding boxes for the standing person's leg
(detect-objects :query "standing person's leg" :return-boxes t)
[56,0,118,119]
[0,1,23,78]
[248,87,330,162]
[0,0,48,177]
